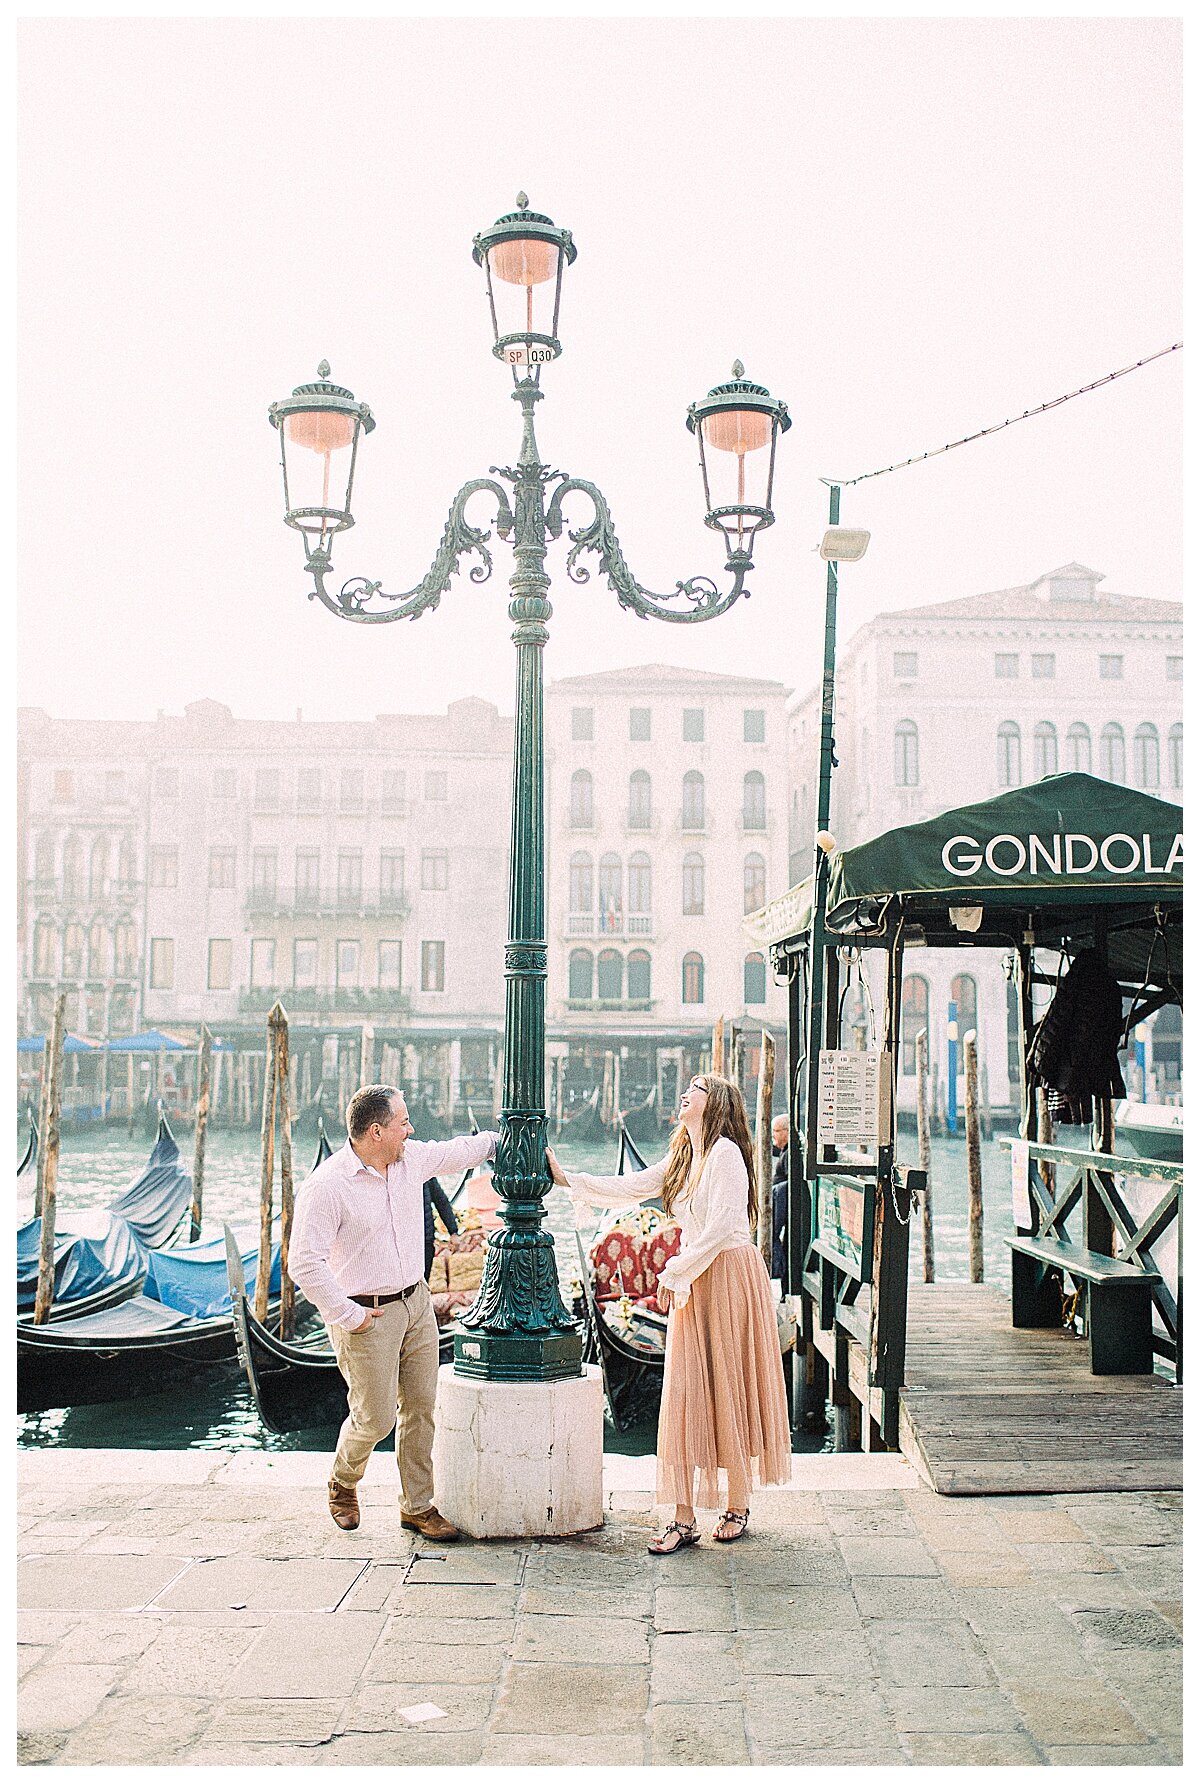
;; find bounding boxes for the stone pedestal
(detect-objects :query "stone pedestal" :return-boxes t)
[432,1363,605,1538]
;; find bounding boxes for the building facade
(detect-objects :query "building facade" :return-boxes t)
[783,564,1184,1113]
[18,666,793,1126]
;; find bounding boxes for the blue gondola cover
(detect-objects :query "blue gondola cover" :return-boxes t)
[107,1125,194,1249]
[17,1215,147,1311]
[143,1236,281,1320]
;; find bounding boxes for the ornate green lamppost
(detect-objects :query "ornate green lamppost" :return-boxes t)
[268,195,791,1386]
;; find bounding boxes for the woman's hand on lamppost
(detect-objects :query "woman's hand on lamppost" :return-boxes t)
[545,1147,568,1188]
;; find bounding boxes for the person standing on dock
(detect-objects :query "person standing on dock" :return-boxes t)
[423,1175,458,1281]
[289,1084,497,1542]
[770,1112,789,1280]
[549,1074,791,1554]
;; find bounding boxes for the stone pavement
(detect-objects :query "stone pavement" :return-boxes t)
[17,1448,1182,1767]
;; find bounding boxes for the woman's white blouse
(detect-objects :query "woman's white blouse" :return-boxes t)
[566,1135,754,1308]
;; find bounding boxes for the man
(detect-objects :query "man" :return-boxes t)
[289,1084,497,1540]
[770,1112,789,1281]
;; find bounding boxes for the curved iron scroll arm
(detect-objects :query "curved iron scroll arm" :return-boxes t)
[303,479,514,624]
[545,478,751,623]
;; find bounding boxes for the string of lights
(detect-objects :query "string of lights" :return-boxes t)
[826,340,1182,490]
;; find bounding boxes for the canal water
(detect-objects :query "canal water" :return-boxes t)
[16,1124,1015,1454]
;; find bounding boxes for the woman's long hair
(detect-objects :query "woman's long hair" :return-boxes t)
[660,1074,758,1227]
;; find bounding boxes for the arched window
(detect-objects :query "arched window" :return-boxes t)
[1133,723,1160,789]
[33,918,56,976]
[568,853,593,916]
[628,770,652,829]
[997,722,1021,787]
[89,835,109,900]
[743,771,766,830]
[1066,722,1091,774]
[114,918,137,977]
[598,853,623,933]
[62,921,85,978]
[1168,723,1183,789]
[743,852,766,914]
[109,987,134,1035]
[569,769,593,828]
[682,852,705,916]
[950,972,977,1041]
[744,951,767,1005]
[62,835,83,902]
[894,721,919,787]
[1101,723,1125,783]
[682,770,705,830]
[117,835,136,889]
[901,974,929,1076]
[34,834,54,885]
[628,853,652,929]
[87,919,108,979]
[568,949,593,1000]
[597,949,623,1001]
[627,949,651,1002]
[1033,721,1057,779]
[682,952,705,1005]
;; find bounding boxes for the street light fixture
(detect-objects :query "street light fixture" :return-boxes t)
[267,197,790,1386]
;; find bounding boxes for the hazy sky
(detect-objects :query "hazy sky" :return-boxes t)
[18,15,1182,724]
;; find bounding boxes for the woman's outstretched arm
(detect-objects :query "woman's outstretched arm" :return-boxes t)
[546,1146,668,1218]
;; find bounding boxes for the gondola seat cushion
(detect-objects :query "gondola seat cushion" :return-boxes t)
[590,1214,681,1303]
[429,1229,486,1293]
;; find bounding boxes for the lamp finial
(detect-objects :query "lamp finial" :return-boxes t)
[732,358,745,380]
[516,191,529,210]
[317,359,330,380]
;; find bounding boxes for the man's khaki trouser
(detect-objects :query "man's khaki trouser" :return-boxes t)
[329,1281,440,1515]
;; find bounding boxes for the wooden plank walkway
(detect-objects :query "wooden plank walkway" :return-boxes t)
[898,1283,1183,1495]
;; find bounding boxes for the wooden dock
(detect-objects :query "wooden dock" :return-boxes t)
[897,1283,1183,1495]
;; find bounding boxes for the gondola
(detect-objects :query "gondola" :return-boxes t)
[17,1109,38,1179]
[407,1088,453,1143]
[617,1085,662,1151]
[16,1227,289,1413]
[560,1085,604,1143]
[16,1113,194,1324]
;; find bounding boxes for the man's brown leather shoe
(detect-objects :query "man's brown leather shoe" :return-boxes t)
[401,1506,460,1543]
[328,1478,360,1531]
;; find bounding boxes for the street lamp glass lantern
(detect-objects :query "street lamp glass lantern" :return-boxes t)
[687,362,790,557]
[268,363,375,550]
[473,194,576,370]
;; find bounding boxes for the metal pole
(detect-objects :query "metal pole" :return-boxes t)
[457,381,579,1382]
[803,483,841,1179]
[33,993,67,1325]
[965,1029,984,1282]
[189,1024,211,1241]
[755,1030,776,1266]
[947,998,959,1135]
[915,1026,935,1283]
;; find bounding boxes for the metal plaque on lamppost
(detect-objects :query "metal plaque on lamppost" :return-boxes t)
[268,196,791,1390]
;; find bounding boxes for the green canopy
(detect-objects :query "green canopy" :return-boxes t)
[828,773,1181,920]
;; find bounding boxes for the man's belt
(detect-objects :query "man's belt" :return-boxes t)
[349,1283,422,1309]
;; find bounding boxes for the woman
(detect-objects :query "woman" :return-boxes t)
[547,1073,790,1554]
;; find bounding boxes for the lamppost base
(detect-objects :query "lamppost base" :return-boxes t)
[432,1362,605,1538]
[453,1328,583,1383]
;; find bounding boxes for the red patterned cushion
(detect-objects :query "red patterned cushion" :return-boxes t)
[589,1220,681,1300]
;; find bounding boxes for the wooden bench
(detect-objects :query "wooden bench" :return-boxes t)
[1006,1234,1160,1376]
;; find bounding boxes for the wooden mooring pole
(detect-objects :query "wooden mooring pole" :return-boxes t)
[711,1015,725,1076]
[755,1030,776,1266]
[255,1011,279,1324]
[965,1029,984,1282]
[33,992,67,1325]
[275,1006,295,1340]
[915,1027,935,1283]
[189,1024,211,1242]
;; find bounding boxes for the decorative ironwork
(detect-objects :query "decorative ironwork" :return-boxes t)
[545,478,752,623]
[302,478,512,624]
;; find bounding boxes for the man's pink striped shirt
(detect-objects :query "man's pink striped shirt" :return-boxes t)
[289,1131,498,1331]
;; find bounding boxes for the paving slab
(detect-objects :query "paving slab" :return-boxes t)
[154,1555,366,1612]
[519,1580,653,1619]
[19,1552,190,1611]
[866,1616,995,1687]
[342,1681,496,1735]
[736,1583,862,1631]
[385,1582,518,1617]
[362,1631,509,1686]
[491,1662,649,1735]
[1006,1676,1149,1746]
[205,1697,345,1744]
[743,1675,894,1749]
[650,1631,741,1703]
[1041,1745,1177,1766]
[885,1685,1023,1734]
[513,1610,651,1665]
[481,1732,648,1765]
[16,1661,128,1732]
[902,1730,1046,1765]
[317,1731,486,1764]
[115,1622,263,1695]
[852,1576,959,1621]
[650,1701,749,1765]
[838,1536,941,1577]
[739,1626,872,1676]
[58,1693,216,1762]
[221,1612,384,1697]
[653,1584,737,1633]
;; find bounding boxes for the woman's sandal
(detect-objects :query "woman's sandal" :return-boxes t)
[713,1509,750,1542]
[648,1519,700,1555]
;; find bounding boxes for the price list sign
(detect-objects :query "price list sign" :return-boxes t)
[817,1049,882,1156]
